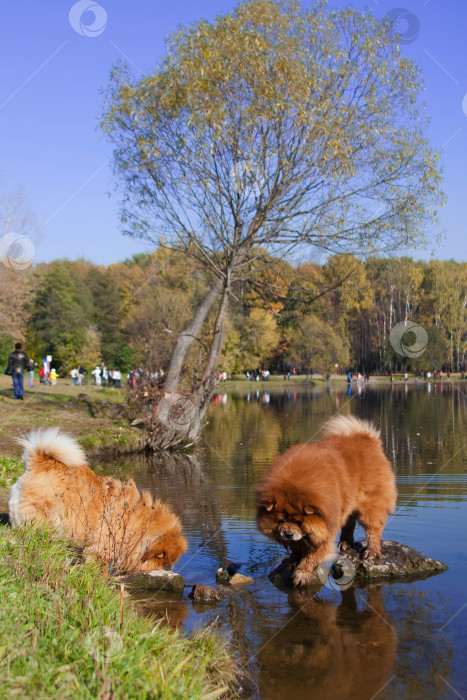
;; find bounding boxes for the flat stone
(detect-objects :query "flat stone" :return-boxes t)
[117,569,184,594]
[347,540,447,581]
[229,573,253,587]
[189,584,221,603]
[269,540,448,588]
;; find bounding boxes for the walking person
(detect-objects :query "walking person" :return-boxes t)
[7,342,29,400]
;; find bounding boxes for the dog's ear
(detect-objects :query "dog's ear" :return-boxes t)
[303,505,314,515]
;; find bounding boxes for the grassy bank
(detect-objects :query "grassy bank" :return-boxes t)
[0,457,23,488]
[0,376,138,458]
[0,524,236,699]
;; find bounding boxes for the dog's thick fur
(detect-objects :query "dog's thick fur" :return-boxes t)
[9,428,187,572]
[256,416,397,586]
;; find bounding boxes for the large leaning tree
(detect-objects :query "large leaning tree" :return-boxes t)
[101,0,443,449]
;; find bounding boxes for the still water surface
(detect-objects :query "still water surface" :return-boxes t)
[100,382,467,699]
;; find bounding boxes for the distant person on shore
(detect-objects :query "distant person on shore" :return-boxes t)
[27,358,36,388]
[49,368,57,386]
[92,366,102,386]
[78,365,87,385]
[7,342,29,400]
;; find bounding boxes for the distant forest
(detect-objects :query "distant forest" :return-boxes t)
[1,251,466,376]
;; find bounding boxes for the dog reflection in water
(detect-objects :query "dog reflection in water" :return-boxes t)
[258,586,397,700]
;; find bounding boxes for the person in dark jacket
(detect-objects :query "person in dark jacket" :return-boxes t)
[7,342,29,400]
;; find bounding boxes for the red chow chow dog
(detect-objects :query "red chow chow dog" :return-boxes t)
[256,416,397,586]
[9,428,187,572]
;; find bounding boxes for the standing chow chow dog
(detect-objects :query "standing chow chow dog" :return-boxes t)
[256,416,397,586]
[9,428,187,572]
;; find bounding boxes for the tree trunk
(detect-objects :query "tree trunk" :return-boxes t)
[163,276,224,392]
[200,272,231,386]
[178,274,232,442]
[143,274,231,451]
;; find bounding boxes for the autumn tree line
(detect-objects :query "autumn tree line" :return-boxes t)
[1,249,465,379]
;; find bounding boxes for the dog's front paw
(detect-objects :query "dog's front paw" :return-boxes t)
[362,546,382,561]
[338,540,353,553]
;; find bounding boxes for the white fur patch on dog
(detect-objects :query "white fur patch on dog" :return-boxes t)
[8,474,25,526]
[16,428,87,469]
[322,415,380,439]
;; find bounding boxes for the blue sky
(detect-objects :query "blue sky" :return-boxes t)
[0,0,466,265]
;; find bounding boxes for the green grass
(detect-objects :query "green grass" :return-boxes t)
[0,525,236,699]
[0,458,24,488]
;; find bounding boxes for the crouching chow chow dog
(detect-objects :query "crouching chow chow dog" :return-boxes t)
[9,428,187,572]
[256,416,397,586]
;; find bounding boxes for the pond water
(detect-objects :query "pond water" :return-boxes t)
[100,381,467,699]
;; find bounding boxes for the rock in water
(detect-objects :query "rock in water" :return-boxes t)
[116,569,184,594]
[215,567,254,586]
[216,567,232,585]
[229,573,253,587]
[189,584,221,603]
[344,540,448,581]
[269,540,448,588]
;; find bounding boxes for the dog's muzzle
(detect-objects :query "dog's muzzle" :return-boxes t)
[279,525,303,542]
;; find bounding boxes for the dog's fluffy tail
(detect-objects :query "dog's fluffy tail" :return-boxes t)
[322,415,380,440]
[16,428,87,469]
